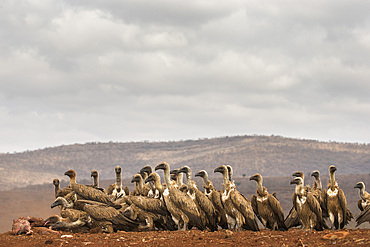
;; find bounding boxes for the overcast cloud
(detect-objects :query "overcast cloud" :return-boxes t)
[1,0,370,153]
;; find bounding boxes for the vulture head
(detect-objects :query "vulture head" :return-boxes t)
[249,173,262,182]
[155,162,169,171]
[131,174,143,183]
[64,169,76,179]
[354,181,365,190]
[310,170,320,178]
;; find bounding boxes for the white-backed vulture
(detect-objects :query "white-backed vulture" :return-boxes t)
[310,170,329,219]
[49,196,88,223]
[355,204,370,227]
[171,168,189,193]
[145,171,185,230]
[48,213,91,232]
[91,170,99,188]
[131,173,144,196]
[285,171,314,229]
[354,182,370,211]
[76,199,139,232]
[311,170,322,191]
[290,177,324,231]
[250,173,287,230]
[139,165,155,197]
[195,170,228,229]
[322,165,353,229]
[53,179,60,198]
[214,165,259,231]
[64,170,120,209]
[155,162,205,231]
[124,174,176,231]
[107,166,125,198]
[179,166,218,231]
[90,170,106,193]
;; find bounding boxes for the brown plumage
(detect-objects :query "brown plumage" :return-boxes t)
[50,195,87,223]
[250,173,287,230]
[146,172,183,229]
[322,165,353,229]
[285,171,318,229]
[179,166,218,231]
[355,205,370,227]
[290,177,324,231]
[155,162,204,231]
[77,199,139,232]
[214,165,259,231]
[47,213,91,232]
[64,170,120,209]
[195,170,228,229]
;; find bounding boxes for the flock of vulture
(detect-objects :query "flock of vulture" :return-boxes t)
[44,162,370,233]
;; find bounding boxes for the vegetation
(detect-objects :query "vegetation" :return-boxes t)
[0,135,369,191]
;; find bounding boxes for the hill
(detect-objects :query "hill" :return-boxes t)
[0,135,369,191]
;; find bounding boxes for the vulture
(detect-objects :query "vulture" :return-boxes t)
[322,165,353,229]
[285,171,320,229]
[53,179,60,198]
[91,170,99,188]
[46,214,92,232]
[311,170,322,191]
[355,203,370,227]
[139,165,156,197]
[155,162,205,231]
[125,174,176,231]
[50,194,87,223]
[354,182,370,211]
[131,173,144,196]
[178,166,218,231]
[310,170,329,219]
[107,166,126,198]
[195,170,228,229]
[91,170,106,193]
[145,171,186,230]
[64,170,120,209]
[290,177,324,231]
[214,165,259,231]
[76,200,139,232]
[250,173,287,230]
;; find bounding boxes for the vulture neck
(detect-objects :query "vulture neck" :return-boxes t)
[54,184,60,198]
[329,171,336,188]
[177,173,183,187]
[163,167,172,189]
[93,176,99,187]
[295,183,304,195]
[136,179,143,192]
[153,177,163,192]
[256,178,264,195]
[60,197,74,209]
[314,177,322,190]
[116,172,122,187]
[185,171,192,186]
[222,171,231,190]
[69,175,77,185]
[201,175,209,188]
[359,186,366,200]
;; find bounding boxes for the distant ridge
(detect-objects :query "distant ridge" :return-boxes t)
[0,135,369,191]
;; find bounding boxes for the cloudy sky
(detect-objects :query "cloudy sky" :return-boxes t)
[1,1,370,153]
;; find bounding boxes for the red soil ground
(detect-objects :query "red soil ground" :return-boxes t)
[0,228,369,247]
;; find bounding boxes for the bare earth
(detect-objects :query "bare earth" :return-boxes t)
[0,229,369,247]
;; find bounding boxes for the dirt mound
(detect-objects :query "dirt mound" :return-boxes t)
[0,229,369,247]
